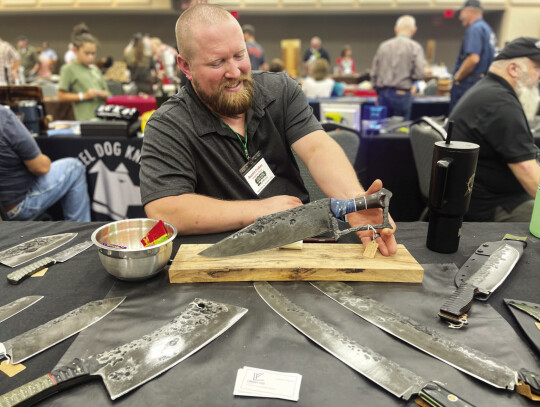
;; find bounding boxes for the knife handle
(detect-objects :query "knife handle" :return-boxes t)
[330,188,390,218]
[7,257,56,285]
[0,358,91,407]
[438,283,478,327]
[418,381,476,407]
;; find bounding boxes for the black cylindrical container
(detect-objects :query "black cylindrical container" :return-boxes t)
[426,140,479,253]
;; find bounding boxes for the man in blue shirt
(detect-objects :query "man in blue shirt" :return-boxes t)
[242,24,268,71]
[449,0,496,112]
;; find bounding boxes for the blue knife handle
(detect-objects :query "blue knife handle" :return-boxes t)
[330,189,390,218]
[7,257,56,285]
[418,381,476,406]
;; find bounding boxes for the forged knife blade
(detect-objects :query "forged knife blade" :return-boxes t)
[0,298,247,406]
[0,297,125,365]
[254,281,476,407]
[200,188,393,258]
[0,296,43,324]
[439,239,526,328]
[6,241,93,285]
[0,233,77,268]
[312,281,540,399]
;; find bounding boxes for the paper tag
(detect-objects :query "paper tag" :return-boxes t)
[363,240,378,258]
[536,322,540,331]
[234,366,302,401]
[31,267,48,277]
[0,360,26,377]
[239,152,275,195]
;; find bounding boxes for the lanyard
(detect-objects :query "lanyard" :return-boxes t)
[222,120,249,159]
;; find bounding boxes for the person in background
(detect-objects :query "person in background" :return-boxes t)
[303,36,330,76]
[40,42,58,73]
[150,37,178,87]
[451,37,540,222]
[58,23,109,121]
[242,24,268,71]
[0,37,20,85]
[371,15,425,119]
[336,45,356,75]
[269,58,285,73]
[449,0,496,112]
[0,105,90,221]
[16,36,40,82]
[302,58,335,98]
[124,33,154,94]
[64,42,77,64]
[140,4,396,256]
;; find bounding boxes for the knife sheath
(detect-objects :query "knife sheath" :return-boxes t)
[505,299,540,357]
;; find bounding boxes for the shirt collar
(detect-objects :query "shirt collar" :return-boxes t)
[486,71,518,98]
[182,75,275,137]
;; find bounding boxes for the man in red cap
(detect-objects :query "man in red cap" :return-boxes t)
[450,37,540,222]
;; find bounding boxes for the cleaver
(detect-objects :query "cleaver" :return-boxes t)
[0,233,77,268]
[200,188,393,258]
[439,238,526,328]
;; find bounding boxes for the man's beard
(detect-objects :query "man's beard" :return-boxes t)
[192,74,254,118]
[515,74,540,122]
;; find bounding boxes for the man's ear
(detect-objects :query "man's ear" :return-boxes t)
[177,55,192,81]
[507,61,521,79]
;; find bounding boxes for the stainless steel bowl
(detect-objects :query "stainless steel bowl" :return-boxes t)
[91,218,177,281]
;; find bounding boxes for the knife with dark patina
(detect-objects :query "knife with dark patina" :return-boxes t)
[200,188,393,258]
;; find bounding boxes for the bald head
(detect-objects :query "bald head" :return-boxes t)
[175,4,235,62]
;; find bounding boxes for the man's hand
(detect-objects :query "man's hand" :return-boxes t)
[346,179,398,256]
[258,195,303,217]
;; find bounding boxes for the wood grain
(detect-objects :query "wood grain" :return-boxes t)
[169,244,423,284]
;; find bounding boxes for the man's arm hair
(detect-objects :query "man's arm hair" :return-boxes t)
[508,158,540,198]
[24,153,51,176]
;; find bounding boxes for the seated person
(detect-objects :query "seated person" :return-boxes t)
[450,37,540,222]
[0,106,90,221]
[302,58,335,98]
[140,4,397,256]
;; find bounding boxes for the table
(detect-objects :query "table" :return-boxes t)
[0,221,538,406]
[36,135,145,221]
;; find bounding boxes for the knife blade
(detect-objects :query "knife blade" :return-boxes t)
[312,281,540,400]
[0,298,247,406]
[6,241,93,285]
[0,233,77,268]
[199,188,393,258]
[0,296,43,324]
[0,297,125,365]
[254,281,475,407]
[439,239,526,328]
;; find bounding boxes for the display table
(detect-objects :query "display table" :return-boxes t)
[0,221,538,406]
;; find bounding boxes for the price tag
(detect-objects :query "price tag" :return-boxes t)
[0,360,26,377]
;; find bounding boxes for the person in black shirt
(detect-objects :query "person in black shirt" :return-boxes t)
[450,37,540,221]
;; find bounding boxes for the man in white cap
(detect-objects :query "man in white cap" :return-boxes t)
[449,0,496,112]
[450,37,540,222]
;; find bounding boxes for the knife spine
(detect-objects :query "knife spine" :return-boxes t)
[7,257,56,285]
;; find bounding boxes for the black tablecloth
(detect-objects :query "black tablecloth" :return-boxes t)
[0,222,538,406]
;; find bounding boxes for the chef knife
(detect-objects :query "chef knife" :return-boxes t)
[200,188,393,258]
[0,233,77,268]
[6,240,93,285]
[0,296,43,324]
[254,281,476,407]
[439,238,526,328]
[312,281,540,400]
[0,298,247,406]
[0,297,125,365]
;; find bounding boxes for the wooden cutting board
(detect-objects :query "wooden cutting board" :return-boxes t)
[169,243,423,284]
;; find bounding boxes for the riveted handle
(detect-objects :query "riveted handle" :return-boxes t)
[7,257,56,285]
[418,381,476,407]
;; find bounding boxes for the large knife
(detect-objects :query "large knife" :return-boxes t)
[254,281,476,407]
[6,241,93,285]
[200,188,393,257]
[0,233,77,268]
[0,297,125,365]
[0,298,247,406]
[312,281,540,400]
[439,238,526,328]
[0,296,43,324]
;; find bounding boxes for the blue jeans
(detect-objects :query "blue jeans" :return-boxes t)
[377,88,411,119]
[8,158,91,221]
[449,76,483,113]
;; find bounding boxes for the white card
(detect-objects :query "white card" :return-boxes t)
[233,366,302,401]
[243,157,275,195]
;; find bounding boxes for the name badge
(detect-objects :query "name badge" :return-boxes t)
[239,151,275,195]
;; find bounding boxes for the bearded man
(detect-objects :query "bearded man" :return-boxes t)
[450,37,540,222]
[139,4,397,256]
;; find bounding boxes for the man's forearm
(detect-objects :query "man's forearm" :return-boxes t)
[454,54,480,82]
[509,159,540,198]
[144,193,302,235]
